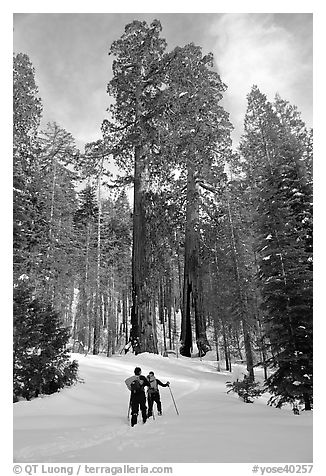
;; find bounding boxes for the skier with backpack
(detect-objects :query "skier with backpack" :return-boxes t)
[125,367,150,427]
[146,371,170,417]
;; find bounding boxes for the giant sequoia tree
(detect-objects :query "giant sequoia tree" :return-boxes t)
[162,44,232,356]
[103,22,233,356]
[102,20,168,353]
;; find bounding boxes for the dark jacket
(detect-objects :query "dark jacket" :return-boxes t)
[125,375,150,393]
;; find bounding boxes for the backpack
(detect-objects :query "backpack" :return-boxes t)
[148,376,158,393]
[130,377,143,394]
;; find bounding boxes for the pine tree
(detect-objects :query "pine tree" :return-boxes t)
[73,185,99,351]
[199,176,258,374]
[76,139,112,354]
[100,192,132,355]
[13,55,80,401]
[13,283,78,401]
[273,94,313,186]
[239,86,313,411]
[13,53,45,285]
[36,122,80,306]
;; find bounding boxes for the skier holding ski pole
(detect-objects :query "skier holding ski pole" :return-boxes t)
[146,371,170,418]
[125,367,150,427]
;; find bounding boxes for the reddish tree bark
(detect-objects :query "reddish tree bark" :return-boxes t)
[180,165,211,357]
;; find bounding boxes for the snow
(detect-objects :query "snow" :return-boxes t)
[13,352,312,464]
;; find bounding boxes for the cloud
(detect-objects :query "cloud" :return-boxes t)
[14,13,312,152]
[209,14,312,144]
[14,14,117,149]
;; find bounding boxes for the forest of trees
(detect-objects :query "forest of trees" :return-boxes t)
[13,20,312,411]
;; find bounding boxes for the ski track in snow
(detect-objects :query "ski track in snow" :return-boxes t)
[14,379,200,462]
[13,352,313,463]
[14,353,201,462]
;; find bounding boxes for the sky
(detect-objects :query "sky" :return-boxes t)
[13,12,313,151]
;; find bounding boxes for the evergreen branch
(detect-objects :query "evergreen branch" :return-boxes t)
[106,175,134,189]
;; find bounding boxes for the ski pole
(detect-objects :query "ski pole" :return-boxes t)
[127,394,132,420]
[168,385,179,415]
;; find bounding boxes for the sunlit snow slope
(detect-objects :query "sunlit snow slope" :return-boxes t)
[13,352,312,463]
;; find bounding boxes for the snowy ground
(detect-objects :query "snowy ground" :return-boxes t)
[13,352,313,463]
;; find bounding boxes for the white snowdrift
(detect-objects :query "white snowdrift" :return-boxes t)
[13,352,312,463]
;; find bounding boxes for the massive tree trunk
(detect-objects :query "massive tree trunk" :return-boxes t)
[130,145,157,354]
[122,288,129,345]
[180,165,211,357]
